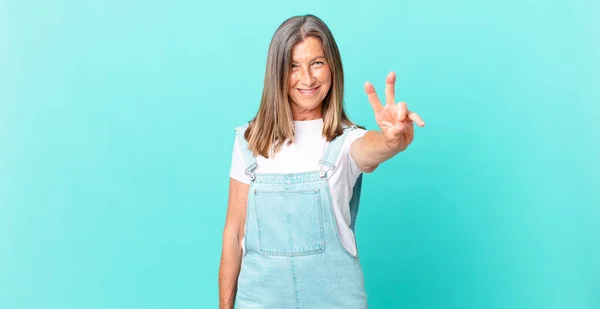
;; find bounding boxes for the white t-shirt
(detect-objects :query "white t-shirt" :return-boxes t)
[229,118,367,256]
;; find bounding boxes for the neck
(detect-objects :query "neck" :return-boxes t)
[294,114,322,121]
[291,105,323,121]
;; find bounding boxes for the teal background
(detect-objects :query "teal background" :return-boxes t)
[1,0,599,308]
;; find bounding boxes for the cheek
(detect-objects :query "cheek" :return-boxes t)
[287,75,297,96]
[318,71,332,92]
[317,69,332,86]
[288,73,297,86]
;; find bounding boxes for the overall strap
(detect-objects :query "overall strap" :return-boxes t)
[235,123,257,181]
[318,125,357,178]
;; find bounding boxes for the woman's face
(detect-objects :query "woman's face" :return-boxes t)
[287,36,332,120]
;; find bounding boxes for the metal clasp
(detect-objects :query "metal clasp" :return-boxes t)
[319,165,333,178]
[245,162,257,182]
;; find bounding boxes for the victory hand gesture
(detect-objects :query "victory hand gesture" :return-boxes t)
[364,71,425,150]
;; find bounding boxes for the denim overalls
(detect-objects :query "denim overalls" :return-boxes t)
[234,124,368,309]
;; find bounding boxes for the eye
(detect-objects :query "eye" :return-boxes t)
[312,61,324,66]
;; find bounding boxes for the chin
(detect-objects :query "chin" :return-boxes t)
[294,100,323,111]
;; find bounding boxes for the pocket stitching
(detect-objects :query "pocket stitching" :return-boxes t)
[254,189,325,257]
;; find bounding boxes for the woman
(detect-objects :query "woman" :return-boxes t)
[218,14,425,309]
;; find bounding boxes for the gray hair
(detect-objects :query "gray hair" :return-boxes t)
[245,14,358,158]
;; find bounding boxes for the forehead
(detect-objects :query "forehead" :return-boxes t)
[291,36,325,61]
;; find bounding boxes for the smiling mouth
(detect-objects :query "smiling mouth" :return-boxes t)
[297,86,319,95]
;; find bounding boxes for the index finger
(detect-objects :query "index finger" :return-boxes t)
[364,82,383,112]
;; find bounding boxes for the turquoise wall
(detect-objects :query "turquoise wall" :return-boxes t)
[1,0,598,308]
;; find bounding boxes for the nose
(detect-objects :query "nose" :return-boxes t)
[300,67,316,86]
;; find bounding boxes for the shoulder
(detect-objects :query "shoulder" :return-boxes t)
[337,125,366,161]
[334,125,367,180]
[342,122,366,132]
[342,124,367,142]
[234,122,250,133]
[233,122,252,142]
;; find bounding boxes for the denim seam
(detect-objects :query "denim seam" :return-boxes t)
[253,189,319,195]
[252,172,324,184]
[290,257,300,309]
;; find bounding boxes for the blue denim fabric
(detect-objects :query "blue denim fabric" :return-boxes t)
[234,125,368,309]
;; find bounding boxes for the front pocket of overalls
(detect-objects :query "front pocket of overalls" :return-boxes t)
[253,188,325,256]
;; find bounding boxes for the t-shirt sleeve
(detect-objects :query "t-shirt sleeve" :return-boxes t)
[229,134,251,184]
[340,127,368,181]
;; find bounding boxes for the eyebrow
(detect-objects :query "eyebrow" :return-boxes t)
[292,56,326,63]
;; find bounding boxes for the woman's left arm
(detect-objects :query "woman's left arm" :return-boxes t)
[350,71,426,173]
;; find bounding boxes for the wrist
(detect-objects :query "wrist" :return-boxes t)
[383,134,408,153]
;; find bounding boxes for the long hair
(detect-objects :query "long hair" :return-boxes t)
[245,14,360,158]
